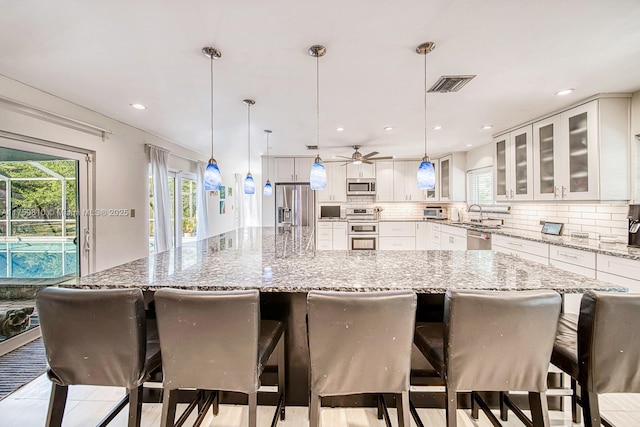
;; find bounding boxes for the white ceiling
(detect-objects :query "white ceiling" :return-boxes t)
[1,0,640,173]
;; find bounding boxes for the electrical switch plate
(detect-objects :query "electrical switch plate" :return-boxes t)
[130,209,136,218]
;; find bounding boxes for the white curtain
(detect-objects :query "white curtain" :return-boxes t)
[235,173,260,228]
[150,146,172,253]
[196,161,209,240]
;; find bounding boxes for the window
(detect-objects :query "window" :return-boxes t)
[467,167,493,205]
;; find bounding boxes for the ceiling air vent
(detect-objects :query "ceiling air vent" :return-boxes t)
[428,75,476,93]
[306,145,318,150]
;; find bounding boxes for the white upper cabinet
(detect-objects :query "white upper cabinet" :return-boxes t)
[316,162,347,202]
[273,157,315,182]
[375,161,395,202]
[439,153,466,202]
[493,125,534,201]
[532,97,630,201]
[346,162,376,179]
[394,160,426,202]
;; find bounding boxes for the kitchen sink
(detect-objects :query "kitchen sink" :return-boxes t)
[458,222,501,230]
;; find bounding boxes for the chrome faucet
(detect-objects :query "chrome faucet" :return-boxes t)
[468,204,484,223]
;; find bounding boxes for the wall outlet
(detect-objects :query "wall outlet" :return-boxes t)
[131,209,136,218]
[539,219,545,225]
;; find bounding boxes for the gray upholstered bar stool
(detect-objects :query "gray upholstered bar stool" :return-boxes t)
[552,291,640,427]
[306,290,417,427]
[36,287,162,427]
[154,288,286,427]
[412,289,562,427]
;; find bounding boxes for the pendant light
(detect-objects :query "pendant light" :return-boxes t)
[243,99,256,195]
[416,42,436,190]
[309,45,327,190]
[263,130,273,197]
[202,47,223,191]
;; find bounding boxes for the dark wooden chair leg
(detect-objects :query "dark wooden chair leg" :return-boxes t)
[582,390,602,427]
[160,389,178,427]
[446,387,457,427]
[528,391,550,427]
[212,391,219,415]
[46,383,68,427]
[377,394,384,419]
[471,391,479,420]
[278,335,286,420]
[248,392,257,427]
[396,391,410,427]
[500,391,508,421]
[127,385,144,427]
[571,379,581,424]
[309,392,321,427]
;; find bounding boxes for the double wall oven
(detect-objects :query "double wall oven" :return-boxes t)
[346,208,378,250]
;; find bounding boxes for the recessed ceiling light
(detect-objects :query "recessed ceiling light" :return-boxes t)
[384,126,393,131]
[555,88,574,96]
[466,144,473,147]
[433,125,443,130]
[481,124,493,130]
[130,103,146,110]
[336,127,344,132]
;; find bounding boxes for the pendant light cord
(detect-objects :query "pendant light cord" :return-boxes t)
[247,103,251,173]
[423,51,428,158]
[265,132,269,177]
[316,53,320,156]
[210,55,214,159]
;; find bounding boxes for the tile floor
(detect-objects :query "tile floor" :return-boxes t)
[1,374,639,426]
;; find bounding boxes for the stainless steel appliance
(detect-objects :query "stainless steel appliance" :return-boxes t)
[346,178,376,196]
[319,205,341,219]
[628,204,640,247]
[346,208,378,250]
[423,207,444,219]
[467,229,492,250]
[276,184,314,231]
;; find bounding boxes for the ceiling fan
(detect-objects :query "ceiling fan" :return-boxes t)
[337,145,393,165]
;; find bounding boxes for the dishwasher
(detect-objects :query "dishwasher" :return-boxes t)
[467,229,492,250]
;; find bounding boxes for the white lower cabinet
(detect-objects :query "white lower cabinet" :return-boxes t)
[549,245,596,278]
[440,225,466,250]
[491,235,549,265]
[415,222,429,250]
[379,222,416,251]
[597,254,640,293]
[316,221,347,250]
[429,223,442,250]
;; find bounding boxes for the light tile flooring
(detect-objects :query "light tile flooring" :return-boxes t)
[1,374,640,426]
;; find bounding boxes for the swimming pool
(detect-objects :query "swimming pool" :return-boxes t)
[0,239,77,279]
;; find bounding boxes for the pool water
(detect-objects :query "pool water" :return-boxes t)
[0,240,77,279]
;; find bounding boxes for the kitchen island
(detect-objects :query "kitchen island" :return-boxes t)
[63,227,626,406]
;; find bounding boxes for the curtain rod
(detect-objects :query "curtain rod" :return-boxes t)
[0,95,113,140]
[145,143,204,164]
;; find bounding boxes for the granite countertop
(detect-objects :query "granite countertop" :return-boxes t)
[65,227,625,294]
[432,220,640,261]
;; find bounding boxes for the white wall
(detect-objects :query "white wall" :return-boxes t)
[465,143,493,171]
[0,75,233,273]
[631,91,640,202]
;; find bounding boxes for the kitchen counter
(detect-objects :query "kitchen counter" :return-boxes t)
[436,220,640,261]
[66,227,624,294]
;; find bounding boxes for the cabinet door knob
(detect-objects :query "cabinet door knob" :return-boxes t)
[554,186,559,199]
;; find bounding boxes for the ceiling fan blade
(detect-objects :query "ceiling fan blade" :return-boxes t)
[336,155,352,159]
[362,151,379,159]
[362,160,374,164]
[341,161,352,166]
[368,156,393,161]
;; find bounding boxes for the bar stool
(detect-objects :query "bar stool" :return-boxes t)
[36,287,162,427]
[306,290,417,427]
[154,288,286,427]
[412,289,561,427]
[551,291,640,427]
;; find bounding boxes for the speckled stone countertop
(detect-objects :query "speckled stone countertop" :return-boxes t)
[64,227,625,294]
[433,221,640,261]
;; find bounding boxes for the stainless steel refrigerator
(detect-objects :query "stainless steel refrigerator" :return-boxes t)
[275,184,315,253]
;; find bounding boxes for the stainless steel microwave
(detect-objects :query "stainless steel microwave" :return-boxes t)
[346,178,376,196]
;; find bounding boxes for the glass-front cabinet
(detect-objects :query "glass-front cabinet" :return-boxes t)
[439,155,451,201]
[533,101,599,200]
[425,158,439,200]
[493,125,533,201]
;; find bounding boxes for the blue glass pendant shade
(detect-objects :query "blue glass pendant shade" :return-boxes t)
[263,180,273,197]
[244,173,256,194]
[309,157,327,190]
[417,159,435,190]
[204,160,222,191]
